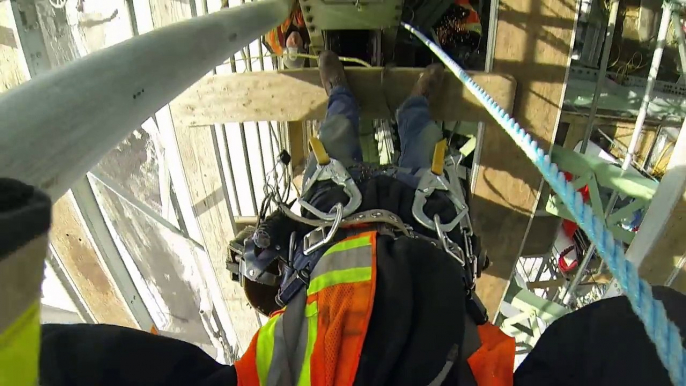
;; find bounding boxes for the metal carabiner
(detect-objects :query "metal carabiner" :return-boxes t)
[412,171,468,232]
[434,214,466,266]
[412,140,469,233]
[303,203,344,255]
[299,139,362,221]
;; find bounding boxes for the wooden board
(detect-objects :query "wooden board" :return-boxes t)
[472,0,579,318]
[170,69,516,124]
[50,194,137,327]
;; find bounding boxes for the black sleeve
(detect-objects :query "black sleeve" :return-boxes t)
[514,286,686,386]
[40,324,238,386]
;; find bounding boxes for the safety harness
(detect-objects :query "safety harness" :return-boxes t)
[233,138,489,324]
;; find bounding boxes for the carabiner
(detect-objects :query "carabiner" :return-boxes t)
[412,140,469,233]
[303,203,344,255]
[299,138,362,221]
[434,214,466,266]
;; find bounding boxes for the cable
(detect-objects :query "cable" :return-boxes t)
[402,22,686,385]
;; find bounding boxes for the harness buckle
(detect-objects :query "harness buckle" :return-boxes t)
[299,139,362,221]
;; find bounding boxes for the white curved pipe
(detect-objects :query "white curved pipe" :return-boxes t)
[0,0,290,199]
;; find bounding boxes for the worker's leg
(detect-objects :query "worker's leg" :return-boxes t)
[303,52,362,182]
[396,96,442,169]
[396,64,444,169]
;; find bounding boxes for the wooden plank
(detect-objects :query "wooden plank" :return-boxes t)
[170,69,516,124]
[50,194,138,328]
[472,0,578,318]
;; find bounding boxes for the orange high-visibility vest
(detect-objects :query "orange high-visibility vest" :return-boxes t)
[235,231,515,386]
[236,231,377,386]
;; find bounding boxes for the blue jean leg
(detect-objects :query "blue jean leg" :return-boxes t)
[396,96,443,169]
[303,86,362,182]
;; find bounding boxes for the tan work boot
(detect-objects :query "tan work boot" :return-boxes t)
[411,63,445,99]
[318,51,349,95]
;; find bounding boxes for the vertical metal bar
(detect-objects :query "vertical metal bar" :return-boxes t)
[240,125,260,215]
[221,125,243,217]
[621,3,672,171]
[267,121,278,165]
[211,124,239,235]
[256,123,268,187]
[471,0,499,191]
[252,0,267,73]
[579,0,620,154]
[240,0,253,73]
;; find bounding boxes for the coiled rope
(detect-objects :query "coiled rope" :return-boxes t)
[401,22,686,385]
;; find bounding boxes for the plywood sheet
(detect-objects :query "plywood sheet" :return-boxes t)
[170,68,516,124]
[473,0,579,317]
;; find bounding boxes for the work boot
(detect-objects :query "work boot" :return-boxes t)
[411,63,445,99]
[318,51,349,95]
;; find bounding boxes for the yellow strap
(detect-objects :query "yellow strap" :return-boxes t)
[0,301,40,386]
[309,138,330,166]
[431,139,447,175]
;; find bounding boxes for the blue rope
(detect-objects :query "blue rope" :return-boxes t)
[401,22,686,385]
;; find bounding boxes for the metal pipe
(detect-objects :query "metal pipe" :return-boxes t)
[0,0,290,200]
[621,3,672,171]
[579,0,620,153]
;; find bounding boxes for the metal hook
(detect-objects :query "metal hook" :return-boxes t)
[299,139,362,221]
[303,203,344,255]
[434,214,465,266]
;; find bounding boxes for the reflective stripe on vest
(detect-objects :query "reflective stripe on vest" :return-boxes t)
[235,231,377,386]
[0,236,48,386]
